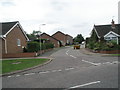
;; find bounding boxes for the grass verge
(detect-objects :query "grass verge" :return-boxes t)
[2,58,49,74]
[110,54,120,56]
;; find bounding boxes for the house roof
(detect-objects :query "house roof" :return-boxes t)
[52,31,66,36]
[1,21,18,35]
[52,31,73,38]
[66,34,73,38]
[0,21,29,41]
[94,24,120,38]
[41,33,60,41]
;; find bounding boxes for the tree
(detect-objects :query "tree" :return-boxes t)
[90,30,98,42]
[27,30,41,41]
[74,34,84,44]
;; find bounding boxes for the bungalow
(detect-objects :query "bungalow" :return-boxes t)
[52,31,73,46]
[0,21,29,54]
[66,34,73,45]
[91,20,120,44]
[40,33,60,48]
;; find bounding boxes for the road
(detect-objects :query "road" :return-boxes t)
[2,46,119,89]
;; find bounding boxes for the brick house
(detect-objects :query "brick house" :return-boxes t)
[0,21,29,54]
[52,31,73,46]
[66,34,73,45]
[40,33,60,48]
[91,20,120,44]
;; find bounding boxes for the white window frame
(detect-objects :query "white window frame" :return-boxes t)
[17,39,21,46]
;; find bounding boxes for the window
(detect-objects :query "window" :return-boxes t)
[104,37,110,40]
[17,39,21,46]
[111,37,117,40]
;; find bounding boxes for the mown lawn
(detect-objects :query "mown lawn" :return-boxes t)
[110,54,120,56]
[2,58,49,74]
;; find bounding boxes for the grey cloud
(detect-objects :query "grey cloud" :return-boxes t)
[72,23,89,28]
[50,0,69,11]
[1,0,15,7]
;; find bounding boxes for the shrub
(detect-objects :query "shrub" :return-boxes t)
[87,41,96,49]
[27,41,40,52]
[44,43,54,49]
[26,41,54,52]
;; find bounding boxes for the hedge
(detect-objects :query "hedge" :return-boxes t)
[26,41,54,52]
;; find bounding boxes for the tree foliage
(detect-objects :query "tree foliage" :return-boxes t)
[26,41,54,52]
[90,30,98,42]
[27,41,40,52]
[27,30,41,41]
[74,34,84,44]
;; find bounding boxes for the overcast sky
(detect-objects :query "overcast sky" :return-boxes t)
[0,0,119,38]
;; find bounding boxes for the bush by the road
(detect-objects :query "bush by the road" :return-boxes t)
[26,41,54,52]
[86,40,120,51]
[27,41,40,52]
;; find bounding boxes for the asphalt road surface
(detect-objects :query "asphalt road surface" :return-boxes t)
[2,46,119,89]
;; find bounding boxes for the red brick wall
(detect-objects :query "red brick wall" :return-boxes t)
[2,49,53,58]
[66,35,73,45]
[52,32,66,46]
[98,50,120,54]
[41,34,60,48]
[2,52,36,58]
[86,48,120,54]
[5,25,27,54]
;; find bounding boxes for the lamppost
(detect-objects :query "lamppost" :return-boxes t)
[39,24,46,55]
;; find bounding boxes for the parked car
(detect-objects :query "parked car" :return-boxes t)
[74,45,80,49]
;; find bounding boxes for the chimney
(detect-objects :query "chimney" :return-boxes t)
[111,19,115,29]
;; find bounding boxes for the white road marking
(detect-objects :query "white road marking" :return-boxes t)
[65,68,74,71]
[52,70,58,72]
[24,73,35,76]
[68,81,101,89]
[66,53,68,55]
[39,71,50,74]
[82,60,101,66]
[52,69,62,72]
[70,55,77,58]
[16,75,21,77]
[57,69,62,71]
[8,76,12,78]
[66,50,69,55]
[103,62,112,64]
[112,61,118,64]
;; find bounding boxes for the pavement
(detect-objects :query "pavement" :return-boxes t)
[2,46,119,89]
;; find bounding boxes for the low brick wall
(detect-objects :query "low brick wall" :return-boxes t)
[2,48,53,58]
[37,48,53,55]
[86,48,120,54]
[97,50,120,54]
[2,52,37,58]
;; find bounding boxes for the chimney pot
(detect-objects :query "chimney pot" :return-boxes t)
[111,19,115,29]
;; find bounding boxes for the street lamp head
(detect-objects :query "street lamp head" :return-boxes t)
[41,24,46,26]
